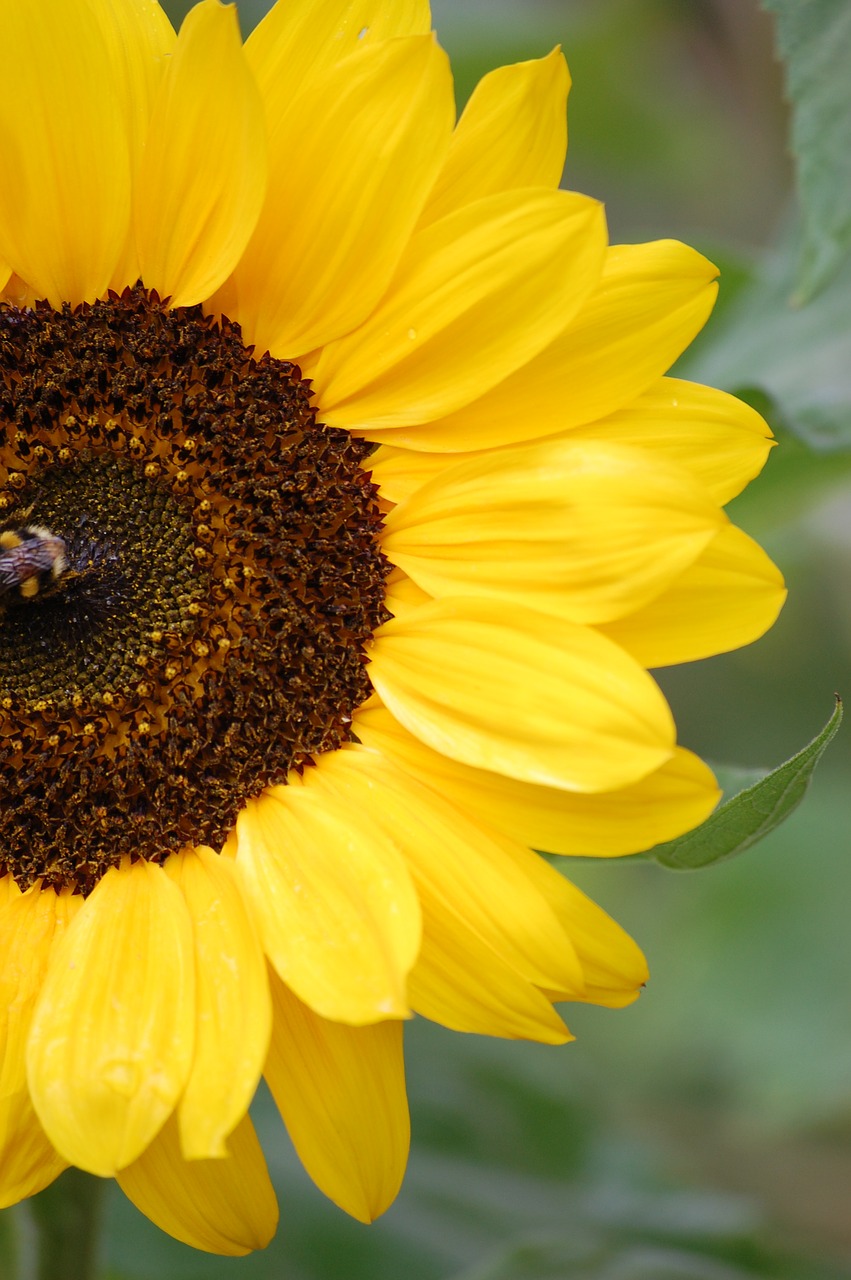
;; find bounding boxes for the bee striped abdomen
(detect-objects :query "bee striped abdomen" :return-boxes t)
[0,526,67,598]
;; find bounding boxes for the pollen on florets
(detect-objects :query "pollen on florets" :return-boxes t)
[0,286,389,893]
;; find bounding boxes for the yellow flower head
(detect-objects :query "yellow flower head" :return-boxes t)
[0,0,785,1256]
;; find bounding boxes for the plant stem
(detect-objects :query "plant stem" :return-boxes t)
[0,1203,22,1278]
[29,1170,105,1280]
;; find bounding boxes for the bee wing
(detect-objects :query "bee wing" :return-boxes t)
[0,556,22,592]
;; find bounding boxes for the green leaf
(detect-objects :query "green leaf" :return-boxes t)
[762,0,851,301]
[647,698,842,871]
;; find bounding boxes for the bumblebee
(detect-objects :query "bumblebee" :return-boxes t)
[0,525,68,598]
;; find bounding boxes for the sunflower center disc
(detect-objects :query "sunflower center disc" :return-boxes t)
[0,287,389,892]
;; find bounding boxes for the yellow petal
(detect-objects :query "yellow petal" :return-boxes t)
[246,0,431,100]
[369,443,456,505]
[568,377,774,506]
[371,374,773,509]
[385,571,433,619]
[0,0,131,306]
[163,847,272,1161]
[85,0,175,156]
[368,596,675,793]
[27,859,196,1177]
[410,917,572,1043]
[375,239,718,452]
[117,1110,277,1256]
[420,48,569,225]
[332,733,643,1015]
[382,439,725,624]
[315,747,585,993]
[600,522,787,667]
[85,0,176,291]
[0,273,37,309]
[0,1097,67,1209]
[265,968,409,1222]
[354,703,720,857]
[0,873,17,908]
[309,188,607,430]
[0,885,56,1096]
[234,778,420,1024]
[232,35,453,359]
[529,864,649,1007]
[0,884,83,1098]
[0,884,78,1209]
[134,0,266,306]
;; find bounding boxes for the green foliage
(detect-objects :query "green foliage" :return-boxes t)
[27,1170,105,1280]
[87,1046,851,1280]
[451,1236,849,1280]
[761,0,851,301]
[0,1209,19,1279]
[645,700,842,871]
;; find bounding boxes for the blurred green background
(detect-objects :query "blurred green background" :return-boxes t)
[17,2,851,1277]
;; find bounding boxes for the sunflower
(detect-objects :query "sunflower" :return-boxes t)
[0,0,785,1258]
